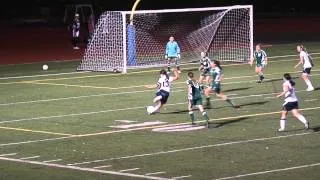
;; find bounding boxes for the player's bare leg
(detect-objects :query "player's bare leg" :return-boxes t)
[292,109,309,129]
[301,73,314,91]
[256,66,264,83]
[204,87,212,107]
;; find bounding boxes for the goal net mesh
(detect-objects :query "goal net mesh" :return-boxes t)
[77,7,251,72]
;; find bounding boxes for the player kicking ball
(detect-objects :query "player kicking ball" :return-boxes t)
[186,72,210,128]
[250,43,268,83]
[276,73,310,131]
[198,51,212,87]
[204,60,238,108]
[145,68,179,115]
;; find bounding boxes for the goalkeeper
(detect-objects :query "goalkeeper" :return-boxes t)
[165,36,181,73]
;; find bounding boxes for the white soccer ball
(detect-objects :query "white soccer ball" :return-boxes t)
[147,106,154,114]
[42,64,48,70]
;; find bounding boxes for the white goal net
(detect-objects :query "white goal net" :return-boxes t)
[77,5,253,73]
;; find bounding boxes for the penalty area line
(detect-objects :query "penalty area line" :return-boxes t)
[0,157,169,180]
[0,126,73,136]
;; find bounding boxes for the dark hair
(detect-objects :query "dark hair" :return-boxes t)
[283,73,295,86]
[298,44,306,52]
[213,60,222,70]
[187,71,194,78]
[160,69,167,75]
[256,43,262,48]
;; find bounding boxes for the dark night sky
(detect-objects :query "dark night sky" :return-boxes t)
[2,0,319,20]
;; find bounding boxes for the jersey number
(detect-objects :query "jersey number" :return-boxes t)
[162,79,170,87]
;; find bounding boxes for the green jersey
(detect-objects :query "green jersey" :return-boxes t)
[210,67,222,82]
[187,79,203,100]
[254,50,267,66]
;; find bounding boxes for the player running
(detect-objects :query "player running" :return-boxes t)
[204,60,238,108]
[165,36,181,73]
[186,72,210,127]
[294,45,314,91]
[198,51,212,86]
[250,44,268,83]
[276,73,310,131]
[145,68,179,114]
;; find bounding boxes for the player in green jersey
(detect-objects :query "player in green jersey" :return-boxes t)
[250,44,268,83]
[198,52,212,86]
[186,71,210,127]
[204,60,238,108]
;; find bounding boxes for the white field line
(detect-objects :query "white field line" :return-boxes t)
[0,71,89,80]
[145,172,167,176]
[0,157,169,180]
[214,162,320,180]
[1,55,319,84]
[0,86,312,125]
[0,126,73,136]
[93,165,112,169]
[172,175,192,179]
[304,99,318,102]
[0,153,17,157]
[119,168,140,172]
[20,156,40,160]
[66,131,319,166]
[1,106,320,147]
[42,159,62,163]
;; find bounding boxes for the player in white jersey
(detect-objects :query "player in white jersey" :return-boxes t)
[276,73,309,131]
[294,45,314,91]
[145,68,179,114]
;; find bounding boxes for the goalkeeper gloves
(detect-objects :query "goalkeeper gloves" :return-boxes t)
[165,55,168,59]
[177,54,181,59]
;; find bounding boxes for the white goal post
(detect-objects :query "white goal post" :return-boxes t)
[77,5,253,73]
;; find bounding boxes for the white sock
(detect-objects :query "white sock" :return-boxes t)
[297,115,307,125]
[280,119,286,129]
[153,103,161,113]
[305,79,314,88]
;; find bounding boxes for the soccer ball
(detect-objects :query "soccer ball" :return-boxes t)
[42,64,48,71]
[147,106,154,115]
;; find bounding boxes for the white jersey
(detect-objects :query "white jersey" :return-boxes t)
[283,80,298,103]
[300,51,312,69]
[157,75,174,93]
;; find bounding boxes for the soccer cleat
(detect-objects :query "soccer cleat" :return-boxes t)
[306,87,314,91]
[278,128,285,132]
[304,122,310,130]
[256,80,262,83]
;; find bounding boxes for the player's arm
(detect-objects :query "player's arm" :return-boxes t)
[165,43,169,59]
[249,56,254,66]
[294,54,303,68]
[176,42,181,59]
[145,82,160,89]
[276,84,288,98]
[170,68,180,81]
[263,51,268,65]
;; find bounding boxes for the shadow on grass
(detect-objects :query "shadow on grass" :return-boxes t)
[210,117,249,128]
[224,87,253,93]
[311,125,320,132]
[237,100,269,108]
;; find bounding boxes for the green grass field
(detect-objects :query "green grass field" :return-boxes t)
[1,42,320,180]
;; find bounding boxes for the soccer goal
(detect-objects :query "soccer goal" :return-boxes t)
[77,5,253,73]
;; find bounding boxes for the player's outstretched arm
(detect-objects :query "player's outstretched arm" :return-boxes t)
[171,68,180,81]
[276,84,288,98]
[249,57,254,66]
[145,84,158,89]
[294,56,303,68]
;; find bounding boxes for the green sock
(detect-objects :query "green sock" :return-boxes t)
[206,97,211,106]
[259,73,264,81]
[202,111,209,121]
[189,111,195,123]
[226,98,235,107]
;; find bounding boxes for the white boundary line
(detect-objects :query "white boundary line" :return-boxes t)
[1,54,319,82]
[20,156,40,160]
[119,168,140,172]
[0,85,314,124]
[172,175,192,179]
[214,162,320,180]
[66,131,318,166]
[42,159,62,163]
[145,172,167,176]
[93,165,112,169]
[1,106,319,147]
[0,153,17,157]
[0,157,169,180]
